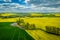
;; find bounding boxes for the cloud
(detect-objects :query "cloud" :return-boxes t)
[4,0,12,2]
[28,0,60,8]
[0,3,31,12]
[24,0,30,3]
[0,0,12,2]
[0,0,60,12]
[0,3,25,8]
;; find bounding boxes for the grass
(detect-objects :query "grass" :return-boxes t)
[0,22,34,40]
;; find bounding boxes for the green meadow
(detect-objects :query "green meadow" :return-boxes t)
[0,22,34,40]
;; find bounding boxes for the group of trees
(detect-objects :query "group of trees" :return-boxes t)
[0,13,59,19]
[0,13,20,19]
[1,15,19,19]
[16,18,36,30]
[24,23,36,30]
[46,26,60,35]
[0,14,2,18]
[42,14,55,17]
[0,14,19,19]
[30,14,56,17]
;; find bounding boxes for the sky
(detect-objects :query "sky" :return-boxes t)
[0,0,60,13]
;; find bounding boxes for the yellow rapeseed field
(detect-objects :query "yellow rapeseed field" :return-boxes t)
[1,13,16,16]
[0,17,60,28]
[25,30,60,40]
[0,17,60,40]
[0,13,60,40]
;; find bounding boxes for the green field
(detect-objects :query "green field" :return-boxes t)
[0,22,34,40]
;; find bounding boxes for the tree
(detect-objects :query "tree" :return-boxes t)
[49,14,55,17]
[32,24,36,29]
[16,18,21,25]
[0,14,2,18]
[30,24,36,30]
[20,19,24,23]
[16,18,25,26]
[24,23,30,29]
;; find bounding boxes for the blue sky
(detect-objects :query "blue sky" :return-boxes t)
[0,0,60,12]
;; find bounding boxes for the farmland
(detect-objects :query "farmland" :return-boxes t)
[0,17,60,30]
[0,13,60,40]
[0,22,34,40]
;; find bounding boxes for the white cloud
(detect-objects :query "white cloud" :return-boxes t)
[0,2,60,12]
[30,4,36,8]
[0,3,25,8]
[4,0,12,2]
[24,0,30,4]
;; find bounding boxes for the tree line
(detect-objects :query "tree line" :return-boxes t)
[46,26,60,36]
[16,18,36,30]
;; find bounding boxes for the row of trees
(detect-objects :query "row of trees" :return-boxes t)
[0,13,19,19]
[0,15,19,19]
[16,18,36,30]
[24,23,36,30]
[46,26,60,35]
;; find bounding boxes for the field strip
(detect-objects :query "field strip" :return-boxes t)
[25,30,39,40]
[11,29,17,40]
[25,30,49,40]
[18,31,20,40]
[25,30,60,40]
[36,30,60,40]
